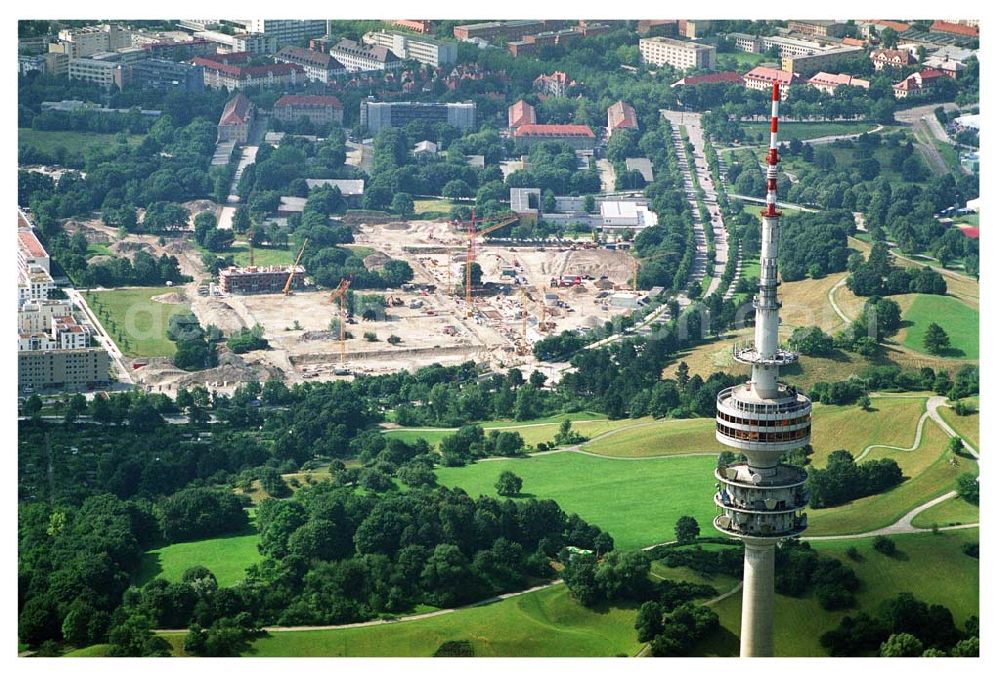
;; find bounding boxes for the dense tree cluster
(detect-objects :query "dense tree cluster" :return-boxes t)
[847,242,946,297]
[774,540,860,610]
[227,324,269,354]
[808,451,903,509]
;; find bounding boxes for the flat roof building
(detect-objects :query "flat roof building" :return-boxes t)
[453,20,548,42]
[600,201,659,230]
[19,348,111,393]
[639,36,716,71]
[219,265,306,295]
[360,100,476,134]
[273,94,343,126]
[193,53,306,90]
[68,58,120,88]
[362,29,457,68]
[807,71,870,95]
[781,46,864,77]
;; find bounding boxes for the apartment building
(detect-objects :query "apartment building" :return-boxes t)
[362,30,457,68]
[193,53,305,90]
[18,300,74,333]
[781,46,864,76]
[453,20,548,42]
[743,66,801,99]
[122,59,205,92]
[219,265,305,294]
[55,24,133,58]
[18,226,50,276]
[607,101,638,132]
[19,347,111,392]
[893,68,947,99]
[728,32,762,53]
[786,21,849,38]
[68,58,120,88]
[330,39,403,73]
[512,124,596,151]
[639,36,716,70]
[228,19,327,48]
[534,71,576,97]
[194,30,277,55]
[273,95,343,126]
[870,48,916,70]
[275,46,346,83]
[360,100,476,134]
[807,71,870,95]
[217,92,255,143]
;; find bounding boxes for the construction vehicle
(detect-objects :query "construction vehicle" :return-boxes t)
[327,277,352,366]
[462,209,519,317]
[282,238,309,296]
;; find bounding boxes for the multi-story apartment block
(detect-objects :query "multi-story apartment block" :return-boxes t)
[217,92,255,143]
[122,59,205,92]
[781,46,864,76]
[18,227,50,275]
[67,58,120,88]
[18,225,55,308]
[193,53,305,90]
[273,95,343,127]
[275,46,346,83]
[453,20,549,42]
[56,24,133,58]
[639,36,716,70]
[18,55,46,75]
[360,100,476,134]
[678,20,711,39]
[870,48,916,70]
[234,19,327,48]
[893,68,947,99]
[18,300,74,333]
[533,71,576,97]
[512,124,596,151]
[786,20,849,38]
[807,71,870,95]
[391,20,433,34]
[194,30,277,55]
[18,347,111,392]
[19,315,90,351]
[607,101,638,132]
[329,39,403,73]
[362,30,457,68]
[743,66,801,99]
[219,265,305,294]
[728,32,763,53]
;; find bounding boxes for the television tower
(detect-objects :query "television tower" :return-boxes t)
[713,82,812,657]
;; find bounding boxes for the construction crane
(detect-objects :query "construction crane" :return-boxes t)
[282,238,309,296]
[328,277,352,365]
[462,210,519,316]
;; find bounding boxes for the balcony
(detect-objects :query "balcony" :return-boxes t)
[717,385,812,416]
[713,513,807,540]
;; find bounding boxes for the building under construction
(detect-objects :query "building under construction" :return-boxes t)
[219,265,305,295]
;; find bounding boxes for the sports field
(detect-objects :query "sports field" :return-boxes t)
[160,584,642,657]
[18,128,145,156]
[436,451,718,550]
[899,294,979,359]
[701,529,979,657]
[83,286,190,357]
[136,533,262,588]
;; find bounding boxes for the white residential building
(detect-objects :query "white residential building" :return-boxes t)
[362,30,457,67]
[639,36,716,70]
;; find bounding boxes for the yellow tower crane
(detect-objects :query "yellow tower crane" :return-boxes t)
[282,238,309,296]
[462,210,519,316]
[327,277,352,365]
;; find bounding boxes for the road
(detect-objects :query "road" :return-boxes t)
[64,287,133,385]
[895,102,960,177]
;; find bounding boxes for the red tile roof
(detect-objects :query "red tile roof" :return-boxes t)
[959,226,979,239]
[744,66,798,86]
[219,93,253,126]
[868,20,912,33]
[807,72,870,89]
[842,37,866,47]
[675,71,743,86]
[607,101,638,130]
[508,99,536,128]
[513,124,595,138]
[930,20,978,37]
[274,95,342,109]
[18,228,47,258]
[870,48,914,64]
[194,56,303,79]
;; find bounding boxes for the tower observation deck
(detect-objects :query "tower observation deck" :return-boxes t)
[713,82,812,657]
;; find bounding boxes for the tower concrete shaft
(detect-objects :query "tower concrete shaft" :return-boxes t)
[713,81,813,657]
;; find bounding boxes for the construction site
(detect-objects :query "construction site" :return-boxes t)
[171,213,642,385]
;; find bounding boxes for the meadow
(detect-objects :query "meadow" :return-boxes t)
[227,241,296,267]
[939,397,979,449]
[83,286,189,357]
[701,529,979,656]
[136,533,262,588]
[161,584,643,657]
[383,411,619,449]
[736,121,879,145]
[899,294,979,359]
[18,128,145,156]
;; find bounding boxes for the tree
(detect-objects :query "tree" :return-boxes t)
[880,632,924,657]
[391,192,414,218]
[674,515,700,543]
[956,473,978,506]
[635,601,665,642]
[872,535,896,556]
[923,323,950,355]
[495,470,523,497]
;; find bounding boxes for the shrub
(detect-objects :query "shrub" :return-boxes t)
[872,536,896,556]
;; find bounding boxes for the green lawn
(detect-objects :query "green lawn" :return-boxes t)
[414,198,457,219]
[83,286,189,358]
[716,51,768,70]
[384,412,619,449]
[580,418,717,458]
[899,294,979,359]
[228,242,295,267]
[19,127,145,156]
[911,496,978,528]
[63,644,112,657]
[702,530,979,656]
[161,584,642,657]
[136,533,262,588]
[86,242,111,258]
[436,451,718,550]
[940,397,979,449]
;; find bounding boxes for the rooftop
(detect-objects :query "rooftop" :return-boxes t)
[18,228,47,259]
[513,124,595,138]
[274,94,343,109]
[219,93,253,126]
